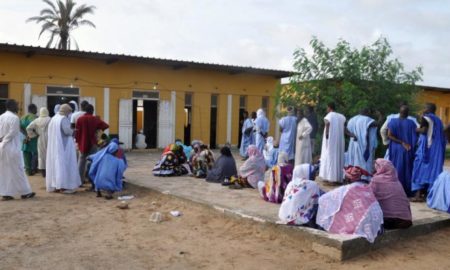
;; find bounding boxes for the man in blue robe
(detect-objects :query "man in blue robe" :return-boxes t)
[278,107,297,162]
[411,103,446,201]
[387,105,418,197]
[88,139,127,199]
[239,111,254,159]
[254,108,270,153]
[346,109,378,179]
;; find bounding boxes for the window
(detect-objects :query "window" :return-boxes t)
[239,95,246,109]
[262,96,269,113]
[211,94,218,108]
[132,90,159,100]
[0,83,8,114]
[185,93,193,107]
[47,86,79,96]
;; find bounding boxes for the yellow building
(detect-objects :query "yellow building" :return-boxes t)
[0,43,290,149]
[418,85,450,125]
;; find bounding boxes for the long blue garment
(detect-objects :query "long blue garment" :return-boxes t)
[278,115,297,160]
[265,147,279,168]
[384,114,418,159]
[89,142,127,192]
[240,118,254,157]
[427,171,450,213]
[346,115,378,177]
[412,113,446,192]
[255,114,270,153]
[387,118,418,197]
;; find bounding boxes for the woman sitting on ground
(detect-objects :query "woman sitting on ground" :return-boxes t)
[153,143,189,176]
[263,136,279,169]
[192,144,215,178]
[278,164,323,227]
[259,152,293,203]
[316,180,384,243]
[88,139,127,199]
[206,146,237,183]
[369,159,412,229]
[226,145,266,189]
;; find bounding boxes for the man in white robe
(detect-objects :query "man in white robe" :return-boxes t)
[46,104,81,193]
[319,102,348,183]
[295,108,313,165]
[278,106,297,162]
[346,109,378,179]
[26,107,51,177]
[0,99,35,200]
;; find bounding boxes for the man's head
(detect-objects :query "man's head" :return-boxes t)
[85,104,94,115]
[28,104,37,114]
[59,104,72,116]
[80,100,89,112]
[242,110,248,118]
[5,99,18,113]
[296,107,304,119]
[360,108,370,116]
[399,105,409,118]
[220,146,232,157]
[307,105,314,114]
[327,102,336,113]
[251,111,257,119]
[286,106,295,116]
[424,103,436,114]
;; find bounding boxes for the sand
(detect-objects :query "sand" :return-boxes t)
[1,176,450,270]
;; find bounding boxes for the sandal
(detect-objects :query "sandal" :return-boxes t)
[2,196,14,201]
[229,182,243,189]
[222,178,232,186]
[21,192,35,199]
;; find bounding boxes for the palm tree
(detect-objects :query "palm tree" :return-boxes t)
[27,0,96,50]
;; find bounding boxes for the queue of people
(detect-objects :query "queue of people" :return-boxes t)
[0,99,127,201]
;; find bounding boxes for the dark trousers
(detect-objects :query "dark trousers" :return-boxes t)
[78,146,98,183]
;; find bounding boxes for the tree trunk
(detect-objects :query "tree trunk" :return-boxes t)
[60,32,68,50]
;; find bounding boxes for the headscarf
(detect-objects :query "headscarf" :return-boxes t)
[279,164,322,225]
[53,104,61,115]
[39,107,49,118]
[69,100,79,112]
[239,145,266,188]
[257,108,265,118]
[369,159,412,221]
[59,104,72,116]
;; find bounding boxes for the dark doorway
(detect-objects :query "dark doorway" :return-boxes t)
[210,95,218,149]
[184,93,193,145]
[0,100,6,115]
[237,96,247,148]
[132,99,158,149]
[47,96,79,117]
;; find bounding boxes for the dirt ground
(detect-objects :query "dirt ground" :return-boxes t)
[1,176,450,270]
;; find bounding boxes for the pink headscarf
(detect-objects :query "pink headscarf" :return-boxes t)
[370,159,412,221]
[239,145,266,188]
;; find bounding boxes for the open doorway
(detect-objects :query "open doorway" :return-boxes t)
[210,94,218,149]
[237,95,247,148]
[184,93,193,145]
[47,96,79,117]
[132,99,158,149]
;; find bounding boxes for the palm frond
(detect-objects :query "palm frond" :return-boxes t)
[38,21,58,38]
[42,0,58,14]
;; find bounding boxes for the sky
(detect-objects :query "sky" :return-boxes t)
[0,0,449,87]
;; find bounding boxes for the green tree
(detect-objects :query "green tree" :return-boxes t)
[277,37,423,119]
[27,0,96,50]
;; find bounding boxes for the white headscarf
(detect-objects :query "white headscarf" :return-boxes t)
[53,104,61,115]
[257,108,265,118]
[69,101,79,113]
[39,107,49,118]
[277,151,289,166]
[292,163,314,183]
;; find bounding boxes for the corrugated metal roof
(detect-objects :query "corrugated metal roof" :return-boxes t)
[0,43,292,78]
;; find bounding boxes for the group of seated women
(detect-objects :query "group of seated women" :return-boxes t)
[152,140,425,243]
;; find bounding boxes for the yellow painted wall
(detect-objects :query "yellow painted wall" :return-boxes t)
[0,51,281,146]
[418,90,450,125]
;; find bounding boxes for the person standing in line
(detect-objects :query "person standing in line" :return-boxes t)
[411,103,446,202]
[254,108,270,154]
[319,102,348,184]
[76,104,109,184]
[305,105,319,156]
[71,100,89,129]
[0,99,35,200]
[26,107,51,177]
[387,105,418,197]
[295,108,313,165]
[251,111,257,146]
[46,104,81,193]
[239,111,254,160]
[346,108,378,179]
[278,106,297,163]
[21,104,38,176]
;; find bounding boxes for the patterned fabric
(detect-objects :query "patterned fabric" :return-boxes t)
[279,164,322,226]
[239,145,266,188]
[193,149,215,177]
[260,163,293,203]
[153,144,188,176]
[317,182,383,243]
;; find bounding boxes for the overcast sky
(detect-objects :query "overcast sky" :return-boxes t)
[0,0,449,87]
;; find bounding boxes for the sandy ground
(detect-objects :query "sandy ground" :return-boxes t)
[1,176,450,270]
